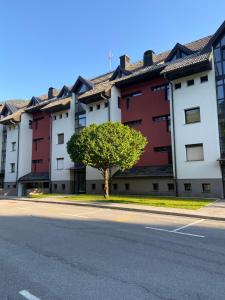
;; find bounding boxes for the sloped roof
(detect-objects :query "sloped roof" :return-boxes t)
[0,108,25,124]
[161,52,211,74]
[114,165,173,178]
[41,97,71,111]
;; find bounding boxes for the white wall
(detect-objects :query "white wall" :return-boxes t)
[0,124,4,171]
[51,107,75,181]
[86,86,121,180]
[18,113,33,178]
[4,125,19,183]
[172,68,221,179]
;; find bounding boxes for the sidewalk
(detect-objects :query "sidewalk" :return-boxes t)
[2,196,225,222]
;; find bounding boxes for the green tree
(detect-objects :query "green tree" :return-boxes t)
[67,122,147,198]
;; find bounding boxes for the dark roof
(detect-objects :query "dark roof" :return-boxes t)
[161,52,211,76]
[19,172,49,182]
[113,165,173,178]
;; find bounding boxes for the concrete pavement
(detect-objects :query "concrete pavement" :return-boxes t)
[0,199,225,299]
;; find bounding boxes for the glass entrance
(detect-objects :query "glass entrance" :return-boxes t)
[74,168,86,194]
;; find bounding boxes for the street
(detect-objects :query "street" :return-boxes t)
[0,199,225,300]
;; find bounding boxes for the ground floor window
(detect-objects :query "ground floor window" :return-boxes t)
[168,183,174,191]
[184,183,192,191]
[202,183,211,193]
[152,183,159,191]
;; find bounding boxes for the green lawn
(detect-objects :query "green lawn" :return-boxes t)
[29,193,214,210]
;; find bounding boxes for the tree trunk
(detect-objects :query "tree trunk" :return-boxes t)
[103,168,109,199]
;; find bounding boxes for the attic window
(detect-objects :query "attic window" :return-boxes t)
[78,84,87,94]
[187,79,194,86]
[175,83,181,89]
[200,76,208,83]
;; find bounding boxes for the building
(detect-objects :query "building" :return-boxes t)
[1,21,225,198]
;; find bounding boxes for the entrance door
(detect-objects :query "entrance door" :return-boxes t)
[74,168,86,194]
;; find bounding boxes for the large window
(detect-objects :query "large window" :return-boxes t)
[10,163,15,173]
[213,38,225,155]
[185,107,200,124]
[186,144,204,161]
[56,158,64,170]
[57,133,64,145]
[75,97,86,134]
[11,142,16,151]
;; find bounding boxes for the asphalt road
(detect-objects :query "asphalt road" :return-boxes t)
[0,199,225,300]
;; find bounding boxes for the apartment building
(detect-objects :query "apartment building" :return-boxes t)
[1,21,225,198]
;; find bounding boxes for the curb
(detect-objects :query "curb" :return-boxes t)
[3,197,225,222]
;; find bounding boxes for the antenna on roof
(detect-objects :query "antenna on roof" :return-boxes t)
[108,51,113,71]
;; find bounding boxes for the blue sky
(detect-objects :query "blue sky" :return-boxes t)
[0,0,225,100]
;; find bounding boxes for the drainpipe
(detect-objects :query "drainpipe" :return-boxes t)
[16,122,20,195]
[164,77,179,197]
[49,114,52,193]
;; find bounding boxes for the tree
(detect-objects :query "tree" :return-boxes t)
[67,122,147,198]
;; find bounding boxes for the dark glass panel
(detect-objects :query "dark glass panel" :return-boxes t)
[217,85,224,99]
[216,62,223,76]
[214,48,221,62]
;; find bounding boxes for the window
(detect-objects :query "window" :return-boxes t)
[152,84,169,100]
[154,146,170,152]
[33,138,44,151]
[104,102,108,108]
[153,115,171,132]
[91,184,96,190]
[187,79,194,86]
[125,183,130,191]
[54,184,57,190]
[184,183,191,191]
[56,158,64,170]
[62,183,66,191]
[200,75,208,83]
[126,97,130,109]
[32,159,43,164]
[175,83,181,89]
[97,104,101,110]
[123,119,142,127]
[89,106,93,112]
[13,184,16,188]
[29,120,33,129]
[10,163,15,173]
[186,144,204,161]
[185,107,200,124]
[113,183,118,190]
[43,182,49,188]
[152,183,159,191]
[65,112,69,118]
[102,184,105,190]
[11,142,16,151]
[60,114,62,119]
[168,183,174,191]
[202,183,211,193]
[57,133,64,145]
[54,116,57,120]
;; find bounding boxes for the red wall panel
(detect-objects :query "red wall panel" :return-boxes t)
[31,111,50,173]
[120,77,171,166]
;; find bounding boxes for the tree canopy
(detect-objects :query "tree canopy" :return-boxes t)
[67,122,148,197]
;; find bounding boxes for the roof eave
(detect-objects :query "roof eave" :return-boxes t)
[79,90,111,104]
[115,67,164,88]
[163,60,212,81]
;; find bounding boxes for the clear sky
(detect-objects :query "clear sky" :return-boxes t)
[0,0,225,101]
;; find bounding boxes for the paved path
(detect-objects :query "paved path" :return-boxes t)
[0,199,225,299]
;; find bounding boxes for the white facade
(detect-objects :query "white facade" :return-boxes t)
[86,86,121,181]
[51,105,75,182]
[4,125,19,183]
[171,68,221,180]
[18,113,33,179]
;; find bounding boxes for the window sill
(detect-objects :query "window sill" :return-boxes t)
[185,159,204,162]
[184,121,201,125]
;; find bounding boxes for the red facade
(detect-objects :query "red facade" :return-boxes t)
[120,77,171,166]
[31,111,50,173]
